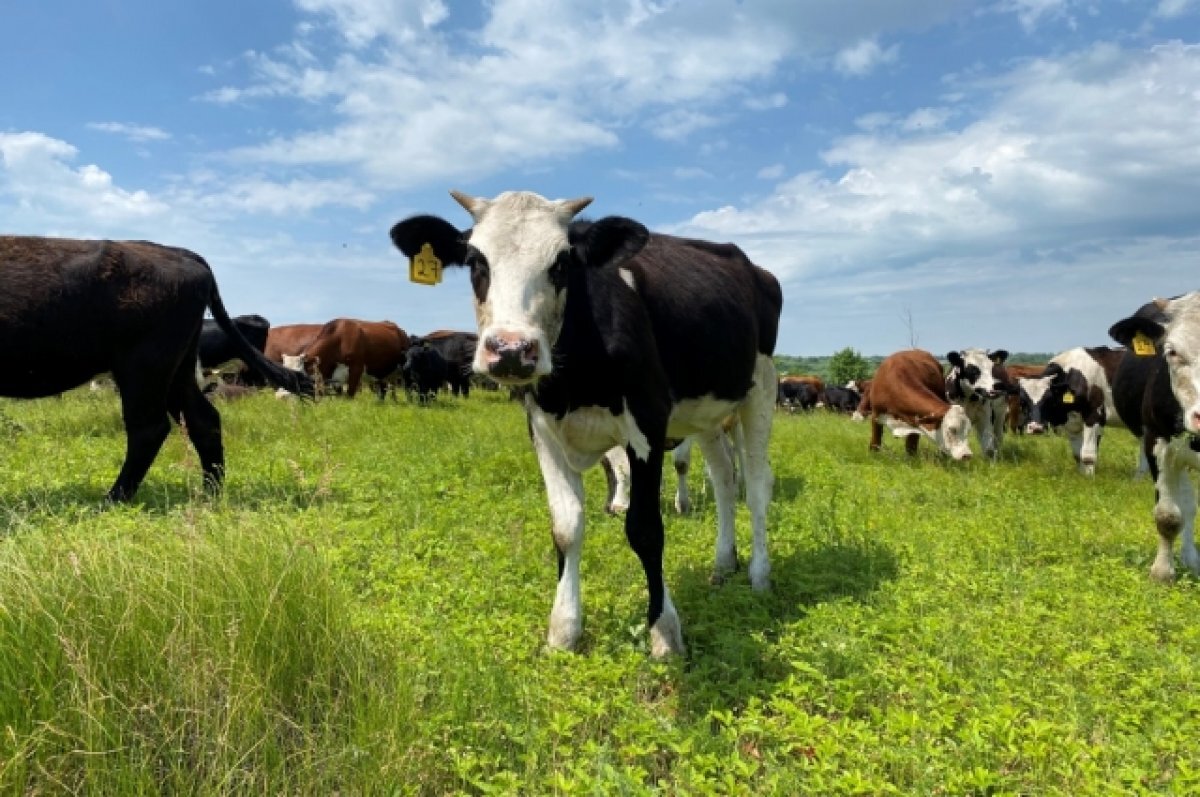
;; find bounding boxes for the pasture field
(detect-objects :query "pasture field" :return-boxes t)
[1,389,1199,795]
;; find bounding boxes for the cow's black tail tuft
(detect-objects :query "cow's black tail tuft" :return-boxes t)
[206,275,316,398]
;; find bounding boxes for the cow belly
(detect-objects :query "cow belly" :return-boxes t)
[0,361,109,398]
[667,397,741,439]
[530,401,650,471]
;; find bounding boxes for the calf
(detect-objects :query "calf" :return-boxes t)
[865,349,973,460]
[820,385,862,414]
[0,237,312,500]
[1018,346,1124,475]
[1109,293,1200,580]
[391,190,782,657]
[945,348,1013,459]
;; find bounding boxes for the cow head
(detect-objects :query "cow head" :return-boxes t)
[390,190,650,385]
[1110,292,1200,435]
[1019,364,1089,434]
[934,404,973,460]
[946,348,1009,403]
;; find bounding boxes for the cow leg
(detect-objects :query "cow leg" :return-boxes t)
[1079,424,1101,476]
[108,369,173,502]
[1151,441,1193,581]
[625,444,684,657]
[601,446,630,514]
[169,366,224,493]
[904,433,921,456]
[729,421,747,499]
[869,417,884,451]
[672,437,693,515]
[529,417,586,651]
[737,355,775,591]
[345,363,365,398]
[990,400,1007,458]
[698,430,738,582]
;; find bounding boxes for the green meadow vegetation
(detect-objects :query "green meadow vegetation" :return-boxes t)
[1,389,1198,794]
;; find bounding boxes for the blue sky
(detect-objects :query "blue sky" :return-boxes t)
[2,0,1198,356]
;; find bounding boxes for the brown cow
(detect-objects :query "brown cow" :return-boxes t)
[265,323,324,364]
[289,318,411,398]
[867,350,973,460]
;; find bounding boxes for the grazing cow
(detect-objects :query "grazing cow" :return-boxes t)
[778,379,820,412]
[1108,293,1200,581]
[0,237,312,500]
[412,330,478,397]
[945,348,1013,459]
[865,349,973,460]
[199,314,270,370]
[288,318,411,399]
[391,190,782,657]
[401,342,449,404]
[264,323,324,365]
[820,385,862,414]
[1000,363,1046,434]
[1018,346,1125,475]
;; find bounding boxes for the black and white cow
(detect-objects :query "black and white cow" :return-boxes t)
[945,348,1013,459]
[391,190,782,657]
[1018,346,1127,476]
[1109,293,1200,581]
[0,237,312,500]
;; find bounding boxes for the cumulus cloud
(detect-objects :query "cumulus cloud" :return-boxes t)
[1156,0,1196,17]
[295,0,448,47]
[834,38,900,76]
[86,122,171,142]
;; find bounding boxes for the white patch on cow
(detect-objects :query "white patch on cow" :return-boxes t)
[530,397,650,471]
[618,267,636,291]
[282,354,304,372]
[330,363,350,385]
[603,446,631,513]
[649,586,684,658]
[455,191,590,382]
[935,404,974,461]
[667,396,742,439]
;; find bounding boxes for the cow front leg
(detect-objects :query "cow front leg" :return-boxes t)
[1079,423,1102,476]
[601,446,630,514]
[530,420,586,651]
[738,354,775,592]
[626,444,683,657]
[698,429,738,582]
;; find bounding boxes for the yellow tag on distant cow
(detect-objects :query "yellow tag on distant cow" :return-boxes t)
[410,243,443,286]
[1062,392,1075,404]
[1132,332,1155,357]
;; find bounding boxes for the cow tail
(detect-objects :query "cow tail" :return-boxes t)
[206,278,316,398]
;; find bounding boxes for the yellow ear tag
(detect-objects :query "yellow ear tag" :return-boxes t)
[409,243,443,286]
[1062,392,1075,404]
[1131,332,1156,357]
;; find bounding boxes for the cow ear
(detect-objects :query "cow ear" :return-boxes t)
[946,375,964,399]
[946,351,965,369]
[1066,368,1089,397]
[1108,315,1164,347]
[390,215,469,267]
[988,349,1009,364]
[1043,363,1065,383]
[572,216,649,270]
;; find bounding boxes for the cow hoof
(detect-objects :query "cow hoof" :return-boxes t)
[649,615,685,658]
[605,502,629,515]
[674,497,692,515]
[547,615,582,652]
[748,558,771,592]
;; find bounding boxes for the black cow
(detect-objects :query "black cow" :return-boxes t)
[401,342,448,404]
[0,237,313,500]
[1110,293,1200,581]
[778,380,819,412]
[198,314,270,370]
[410,330,477,397]
[391,190,782,657]
[820,385,862,414]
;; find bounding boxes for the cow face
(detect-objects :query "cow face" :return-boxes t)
[934,404,973,460]
[390,191,649,385]
[946,348,1008,403]
[1110,292,1200,435]
[1019,364,1089,434]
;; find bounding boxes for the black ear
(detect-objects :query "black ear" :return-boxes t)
[946,374,964,400]
[988,349,1009,364]
[946,351,965,369]
[572,216,649,270]
[1043,363,1065,383]
[1066,368,1089,397]
[1109,315,1164,347]
[390,215,468,266]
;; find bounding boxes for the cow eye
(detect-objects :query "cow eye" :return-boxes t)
[548,250,570,291]
[466,250,490,301]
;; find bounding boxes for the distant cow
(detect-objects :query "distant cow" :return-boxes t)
[778,379,819,412]
[851,379,873,421]
[411,330,478,397]
[1000,363,1046,433]
[401,342,449,404]
[199,314,270,370]
[264,323,324,365]
[1109,293,1200,580]
[865,349,973,460]
[1018,346,1126,475]
[0,237,312,500]
[391,189,782,657]
[820,385,861,414]
[288,318,411,399]
[945,348,1014,459]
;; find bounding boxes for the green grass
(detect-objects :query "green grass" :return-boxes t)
[1,389,1198,794]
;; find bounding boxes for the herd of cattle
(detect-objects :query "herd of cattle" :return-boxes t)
[2,190,1200,659]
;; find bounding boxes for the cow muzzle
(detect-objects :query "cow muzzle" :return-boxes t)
[483,332,540,383]
[1025,421,1046,435]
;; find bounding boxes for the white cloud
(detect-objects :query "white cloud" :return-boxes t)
[995,0,1070,32]
[87,122,171,142]
[834,37,900,76]
[901,107,953,131]
[673,167,713,180]
[295,0,448,47]
[1156,0,1195,17]
[745,92,788,111]
[758,163,786,180]
[650,109,721,142]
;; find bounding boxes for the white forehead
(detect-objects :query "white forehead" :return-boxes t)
[944,403,969,428]
[468,191,570,266]
[1162,295,1200,349]
[1020,376,1051,403]
[958,348,992,372]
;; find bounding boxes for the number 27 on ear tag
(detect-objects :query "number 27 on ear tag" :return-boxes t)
[410,243,443,286]
[1131,332,1156,357]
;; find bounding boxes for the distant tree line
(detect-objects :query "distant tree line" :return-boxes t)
[775,349,1054,382]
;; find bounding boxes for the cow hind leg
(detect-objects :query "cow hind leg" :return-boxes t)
[736,355,775,591]
[169,367,225,493]
[601,446,630,514]
[108,370,174,502]
[905,433,921,456]
[625,445,684,657]
[672,438,693,515]
[698,430,738,582]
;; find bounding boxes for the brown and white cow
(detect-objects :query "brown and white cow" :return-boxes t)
[945,348,1013,459]
[1109,292,1200,580]
[286,318,411,399]
[0,237,312,500]
[1000,363,1046,434]
[391,190,782,657]
[1018,346,1127,475]
[265,323,324,365]
[865,349,973,460]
